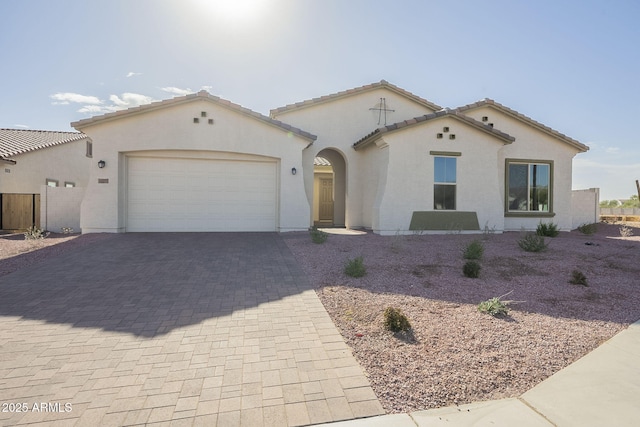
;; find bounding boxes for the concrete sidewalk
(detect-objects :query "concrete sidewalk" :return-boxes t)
[319,318,640,427]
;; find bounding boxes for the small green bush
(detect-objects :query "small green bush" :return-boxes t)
[577,223,597,235]
[309,226,328,244]
[463,240,484,260]
[344,256,366,278]
[570,269,588,286]
[518,232,548,252]
[478,297,509,317]
[463,260,481,278]
[383,307,411,332]
[536,221,559,237]
[24,225,47,240]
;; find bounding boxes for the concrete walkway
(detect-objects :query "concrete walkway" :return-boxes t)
[319,318,640,427]
[0,233,383,426]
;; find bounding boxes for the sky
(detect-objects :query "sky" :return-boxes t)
[1,0,639,200]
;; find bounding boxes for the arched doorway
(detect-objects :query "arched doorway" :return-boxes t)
[313,148,346,227]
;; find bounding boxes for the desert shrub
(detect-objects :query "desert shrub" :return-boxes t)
[383,307,411,332]
[309,226,328,244]
[24,225,47,240]
[536,221,559,237]
[344,256,366,278]
[478,297,509,317]
[619,225,634,238]
[569,269,588,286]
[463,240,484,260]
[518,232,548,252]
[463,260,481,278]
[577,223,597,235]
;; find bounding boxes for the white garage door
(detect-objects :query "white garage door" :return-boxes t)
[127,156,277,232]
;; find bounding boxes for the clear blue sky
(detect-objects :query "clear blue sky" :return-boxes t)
[1,0,638,200]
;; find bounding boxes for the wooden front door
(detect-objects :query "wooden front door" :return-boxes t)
[319,178,334,222]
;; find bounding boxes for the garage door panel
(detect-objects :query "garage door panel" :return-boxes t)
[127,157,277,232]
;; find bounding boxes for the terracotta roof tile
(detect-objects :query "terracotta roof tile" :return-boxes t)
[270,80,442,116]
[455,99,588,152]
[353,110,515,150]
[71,91,317,142]
[0,128,88,159]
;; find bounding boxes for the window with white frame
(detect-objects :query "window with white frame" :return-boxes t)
[434,156,456,210]
[46,179,58,187]
[507,161,552,213]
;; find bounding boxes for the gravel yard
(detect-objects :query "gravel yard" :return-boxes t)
[3,226,639,415]
[283,224,640,413]
[0,232,113,277]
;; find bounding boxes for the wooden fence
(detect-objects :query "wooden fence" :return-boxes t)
[0,193,40,230]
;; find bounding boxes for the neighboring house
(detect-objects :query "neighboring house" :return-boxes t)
[0,129,91,230]
[73,80,589,234]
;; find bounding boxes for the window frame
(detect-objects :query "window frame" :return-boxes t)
[46,179,59,187]
[505,158,555,217]
[433,155,458,211]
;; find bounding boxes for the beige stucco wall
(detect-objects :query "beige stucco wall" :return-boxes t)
[39,185,85,232]
[77,99,310,233]
[273,87,437,229]
[365,118,508,234]
[571,188,600,228]
[0,139,90,194]
[462,107,583,231]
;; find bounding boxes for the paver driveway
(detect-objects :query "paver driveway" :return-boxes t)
[0,233,383,426]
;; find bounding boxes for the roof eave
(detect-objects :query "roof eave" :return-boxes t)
[271,80,442,116]
[353,111,514,150]
[457,100,589,153]
[71,92,317,143]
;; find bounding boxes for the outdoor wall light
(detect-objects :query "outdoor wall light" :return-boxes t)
[98,160,106,168]
[291,167,297,175]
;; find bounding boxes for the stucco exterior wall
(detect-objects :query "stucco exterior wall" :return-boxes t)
[0,139,90,194]
[571,188,600,228]
[78,99,310,233]
[371,118,508,234]
[273,87,436,229]
[39,185,84,232]
[462,107,583,231]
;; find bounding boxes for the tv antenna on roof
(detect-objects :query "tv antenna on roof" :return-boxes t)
[369,97,395,126]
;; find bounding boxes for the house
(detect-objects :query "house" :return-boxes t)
[73,80,589,234]
[0,129,90,230]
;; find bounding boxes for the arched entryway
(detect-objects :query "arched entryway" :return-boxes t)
[313,148,346,227]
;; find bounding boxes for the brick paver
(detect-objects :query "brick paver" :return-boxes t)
[0,233,383,426]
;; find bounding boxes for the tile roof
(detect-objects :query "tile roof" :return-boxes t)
[353,109,515,150]
[455,99,589,152]
[72,91,317,142]
[270,80,442,116]
[0,128,88,159]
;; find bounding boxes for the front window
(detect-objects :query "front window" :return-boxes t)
[434,157,456,210]
[507,161,551,212]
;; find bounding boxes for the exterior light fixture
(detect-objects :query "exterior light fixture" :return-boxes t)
[98,160,106,168]
[291,167,297,175]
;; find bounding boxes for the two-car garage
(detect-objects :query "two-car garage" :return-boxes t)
[74,91,314,234]
[126,156,278,232]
